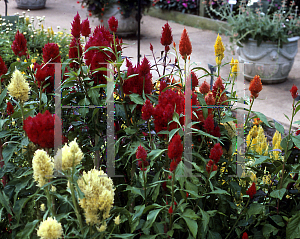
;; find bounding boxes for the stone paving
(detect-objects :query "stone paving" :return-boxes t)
[2,0,300,127]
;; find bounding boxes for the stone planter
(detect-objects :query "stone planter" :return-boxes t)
[16,0,46,10]
[237,37,299,84]
[100,3,138,37]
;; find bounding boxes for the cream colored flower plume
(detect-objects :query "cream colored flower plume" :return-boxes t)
[37,217,63,239]
[60,138,83,171]
[7,68,30,102]
[32,149,54,187]
[77,168,115,226]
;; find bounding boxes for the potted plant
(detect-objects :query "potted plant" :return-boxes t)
[80,0,152,36]
[15,0,47,9]
[207,0,300,83]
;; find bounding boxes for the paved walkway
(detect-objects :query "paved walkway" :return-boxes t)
[2,0,300,127]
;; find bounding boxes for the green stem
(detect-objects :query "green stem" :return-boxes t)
[19,101,25,121]
[142,161,147,205]
[39,84,43,113]
[277,99,296,214]
[224,198,250,239]
[169,171,175,230]
[69,172,84,234]
[148,120,153,150]
[245,96,255,127]
[45,186,55,217]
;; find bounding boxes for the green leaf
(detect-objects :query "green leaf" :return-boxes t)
[16,219,40,239]
[169,128,180,142]
[175,161,186,188]
[3,143,18,166]
[41,92,47,104]
[253,111,271,127]
[111,234,135,238]
[182,217,198,238]
[172,112,181,126]
[286,212,300,239]
[140,235,157,239]
[125,185,144,200]
[129,93,144,105]
[199,208,209,233]
[14,197,30,224]
[270,188,286,200]
[247,203,264,217]
[0,119,8,131]
[0,87,7,105]
[13,176,31,203]
[143,208,162,230]
[281,136,293,150]
[79,97,90,106]
[294,104,300,116]
[274,120,285,135]
[0,191,12,214]
[148,149,167,161]
[270,215,285,227]
[263,224,278,238]
[252,155,269,166]
[124,127,137,135]
[206,187,230,196]
[182,208,199,220]
[0,130,9,138]
[88,88,100,105]
[292,135,300,149]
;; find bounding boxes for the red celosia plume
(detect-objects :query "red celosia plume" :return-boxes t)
[168,134,183,160]
[84,25,120,84]
[141,99,153,121]
[81,18,91,37]
[69,37,83,69]
[43,43,61,63]
[136,145,149,171]
[200,80,210,94]
[191,71,198,91]
[152,89,185,134]
[11,30,27,57]
[209,143,223,163]
[34,63,55,92]
[71,12,81,38]
[123,57,152,96]
[249,75,263,98]
[160,22,173,46]
[108,16,118,33]
[206,159,218,173]
[0,55,8,81]
[23,110,55,148]
[290,84,298,99]
[242,232,248,239]
[6,102,14,115]
[179,28,192,60]
[246,182,257,199]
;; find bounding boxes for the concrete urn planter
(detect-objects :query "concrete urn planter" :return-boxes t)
[100,3,138,37]
[237,37,299,84]
[16,0,46,10]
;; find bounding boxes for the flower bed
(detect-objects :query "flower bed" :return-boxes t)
[1,11,300,239]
